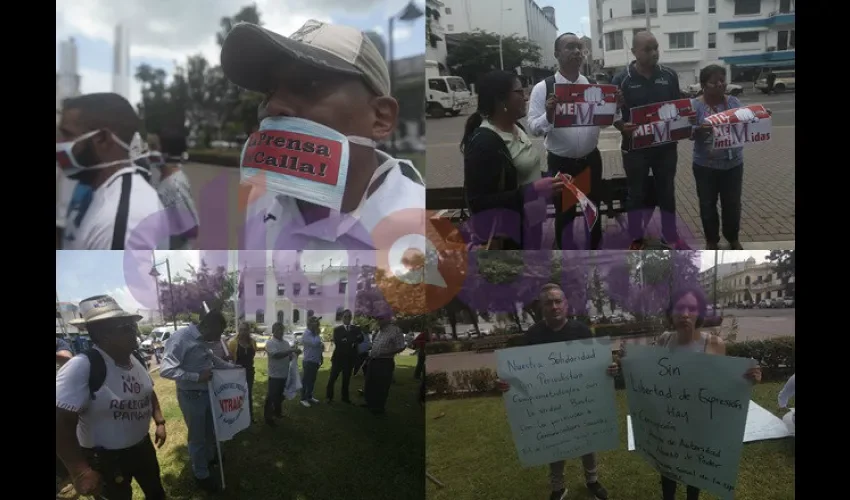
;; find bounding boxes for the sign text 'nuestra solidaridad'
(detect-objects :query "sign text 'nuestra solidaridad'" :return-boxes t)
[622,344,754,499]
[497,337,620,467]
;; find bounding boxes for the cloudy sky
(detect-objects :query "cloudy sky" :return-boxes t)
[56,0,426,107]
[542,0,591,37]
[56,250,770,314]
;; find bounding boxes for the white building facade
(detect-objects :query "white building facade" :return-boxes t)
[239,262,366,331]
[112,24,131,101]
[440,0,559,70]
[589,0,795,86]
[56,37,81,123]
[426,0,449,73]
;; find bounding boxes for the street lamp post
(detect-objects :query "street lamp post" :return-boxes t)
[388,1,425,155]
[150,257,177,332]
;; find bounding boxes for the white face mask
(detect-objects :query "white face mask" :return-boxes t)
[56,130,134,179]
[239,116,377,211]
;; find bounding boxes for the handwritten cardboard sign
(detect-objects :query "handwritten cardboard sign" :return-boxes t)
[622,345,753,499]
[496,337,619,467]
[629,99,696,149]
[242,130,342,186]
[553,84,618,128]
[704,105,772,150]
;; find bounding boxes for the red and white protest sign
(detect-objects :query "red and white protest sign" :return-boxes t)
[629,99,696,149]
[242,130,342,186]
[554,84,618,127]
[704,105,772,150]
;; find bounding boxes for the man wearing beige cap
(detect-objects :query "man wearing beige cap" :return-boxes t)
[221,19,425,251]
[56,295,167,500]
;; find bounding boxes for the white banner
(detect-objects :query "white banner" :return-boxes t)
[208,368,251,442]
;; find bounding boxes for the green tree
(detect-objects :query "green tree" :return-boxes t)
[446,31,542,84]
[766,250,795,296]
[589,268,607,317]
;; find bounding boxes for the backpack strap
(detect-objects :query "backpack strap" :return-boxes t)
[132,350,148,369]
[83,349,107,400]
[544,75,556,99]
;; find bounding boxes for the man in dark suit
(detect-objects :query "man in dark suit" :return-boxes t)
[326,310,362,403]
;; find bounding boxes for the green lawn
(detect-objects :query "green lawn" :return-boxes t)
[60,354,424,500]
[426,382,794,500]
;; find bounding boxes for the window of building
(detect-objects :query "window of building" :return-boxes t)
[255,282,264,296]
[733,31,759,43]
[256,309,265,324]
[667,0,695,13]
[708,32,716,48]
[708,0,716,13]
[276,284,285,296]
[277,310,284,324]
[734,0,761,15]
[445,7,452,14]
[668,32,695,49]
[789,29,795,48]
[605,31,623,51]
[631,0,657,15]
[779,0,793,13]
[609,8,613,19]
[293,309,300,323]
[778,30,794,50]
[446,24,454,31]
[308,282,317,296]
[293,283,301,296]
[598,38,603,49]
[339,279,348,294]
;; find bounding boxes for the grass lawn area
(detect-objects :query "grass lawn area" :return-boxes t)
[59,353,424,500]
[426,382,794,500]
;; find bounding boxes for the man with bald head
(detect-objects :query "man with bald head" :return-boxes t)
[497,283,610,500]
[612,31,687,250]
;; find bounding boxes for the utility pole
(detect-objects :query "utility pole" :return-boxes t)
[712,250,719,311]
[644,0,652,30]
[499,0,505,70]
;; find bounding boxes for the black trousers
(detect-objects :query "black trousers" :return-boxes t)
[547,149,604,249]
[414,349,425,379]
[622,146,679,243]
[81,434,165,500]
[661,475,700,500]
[326,358,353,402]
[692,163,743,245]
[244,366,255,421]
[264,376,287,421]
[364,358,395,412]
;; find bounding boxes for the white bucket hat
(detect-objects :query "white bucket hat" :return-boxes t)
[68,295,142,326]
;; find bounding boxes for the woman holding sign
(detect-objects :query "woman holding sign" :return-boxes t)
[609,286,761,500]
[462,70,565,249]
[689,65,747,250]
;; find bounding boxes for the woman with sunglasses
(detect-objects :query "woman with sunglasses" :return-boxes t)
[608,286,761,500]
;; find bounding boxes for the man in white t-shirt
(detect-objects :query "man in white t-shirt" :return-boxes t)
[220,21,425,251]
[264,322,301,425]
[57,93,167,250]
[55,295,167,500]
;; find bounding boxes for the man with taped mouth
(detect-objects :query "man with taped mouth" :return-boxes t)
[222,20,426,251]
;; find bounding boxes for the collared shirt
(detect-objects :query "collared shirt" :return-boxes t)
[159,324,234,391]
[243,151,425,251]
[527,72,601,159]
[612,62,683,151]
[301,329,324,364]
[264,337,293,379]
[370,324,406,359]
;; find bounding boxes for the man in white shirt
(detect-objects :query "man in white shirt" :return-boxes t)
[57,93,167,250]
[264,322,301,425]
[220,20,425,251]
[55,295,167,500]
[528,33,604,250]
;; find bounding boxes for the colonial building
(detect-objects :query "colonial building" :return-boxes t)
[702,256,789,305]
